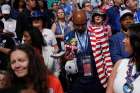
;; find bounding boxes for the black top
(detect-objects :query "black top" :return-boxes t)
[0,34,15,70]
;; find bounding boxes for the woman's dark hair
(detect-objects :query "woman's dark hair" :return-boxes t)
[13,0,26,9]
[128,23,140,71]
[8,44,49,93]
[23,26,46,52]
[38,0,48,10]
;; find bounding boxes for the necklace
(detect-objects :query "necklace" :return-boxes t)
[123,58,140,93]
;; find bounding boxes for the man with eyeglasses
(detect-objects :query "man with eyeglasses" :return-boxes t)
[64,9,110,93]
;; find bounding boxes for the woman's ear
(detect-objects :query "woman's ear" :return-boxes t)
[125,0,129,7]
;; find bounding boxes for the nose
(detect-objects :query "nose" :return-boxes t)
[123,38,126,44]
[22,36,26,41]
[13,61,21,70]
[127,20,133,24]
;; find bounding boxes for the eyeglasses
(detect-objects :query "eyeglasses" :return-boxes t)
[74,24,86,26]
[57,12,64,14]
[74,24,87,28]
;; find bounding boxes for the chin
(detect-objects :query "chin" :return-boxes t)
[15,72,28,78]
[16,74,27,78]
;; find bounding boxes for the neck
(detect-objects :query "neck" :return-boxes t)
[76,30,86,35]
[121,27,128,33]
[59,18,65,22]
[39,27,43,31]
[27,6,35,12]
[114,4,121,7]
[94,23,103,27]
[130,9,136,13]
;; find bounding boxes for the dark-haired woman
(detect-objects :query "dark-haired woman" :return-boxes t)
[22,27,46,65]
[22,27,46,55]
[106,23,140,93]
[8,44,64,93]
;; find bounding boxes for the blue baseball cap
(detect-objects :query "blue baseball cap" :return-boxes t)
[30,10,43,18]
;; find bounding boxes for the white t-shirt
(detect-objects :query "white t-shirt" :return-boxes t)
[113,58,140,93]
[42,28,57,46]
[42,29,59,75]
[1,18,17,37]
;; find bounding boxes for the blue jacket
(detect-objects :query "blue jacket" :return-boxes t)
[64,31,98,76]
[134,9,140,23]
[109,32,129,63]
[106,6,121,34]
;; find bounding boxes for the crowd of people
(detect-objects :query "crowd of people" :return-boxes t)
[0,0,140,93]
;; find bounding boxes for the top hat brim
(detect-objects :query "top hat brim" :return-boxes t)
[92,13,106,21]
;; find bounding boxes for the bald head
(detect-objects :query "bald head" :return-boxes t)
[72,10,87,25]
[72,10,87,33]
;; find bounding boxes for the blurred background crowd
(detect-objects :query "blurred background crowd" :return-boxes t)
[0,0,140,93]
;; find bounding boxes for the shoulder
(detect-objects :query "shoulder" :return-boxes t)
[8,18,16,22]
[136,9,140,13]
[43,29,52,33]
[51,22,57,28]
[117,58,129,65]
[105,25,111,28]
[106,6,114,13]
[110,32,124,40]
[48,75,61,88]
[114,58,129,71]
[48,75,59,82]
[65,31,75,42]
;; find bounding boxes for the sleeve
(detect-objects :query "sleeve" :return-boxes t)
[109,36,123,63]
[106,25,112,38]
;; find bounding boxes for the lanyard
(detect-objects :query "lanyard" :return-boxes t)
[58,22,65,34]
[75,31,88,56]
[126,58,140,83]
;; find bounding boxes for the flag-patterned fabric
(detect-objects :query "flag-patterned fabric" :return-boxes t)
[88,24,113,88]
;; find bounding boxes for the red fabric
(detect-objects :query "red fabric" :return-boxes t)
[48,75,64,93]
